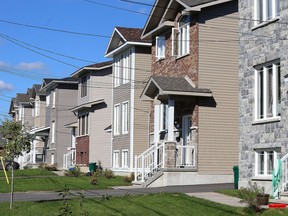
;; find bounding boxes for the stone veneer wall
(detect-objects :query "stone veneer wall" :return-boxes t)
[239,0,288,191]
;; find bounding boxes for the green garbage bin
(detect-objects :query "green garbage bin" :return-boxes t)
[233,166,239,189]
[89,162,96,173]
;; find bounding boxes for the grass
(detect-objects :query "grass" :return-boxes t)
[0,193,258,216]
[217,189,242,199]
[0,175,130,193]
[0,168,56,178]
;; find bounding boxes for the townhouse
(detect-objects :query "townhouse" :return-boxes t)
[105,27,152,175]
[136,0,239,187]
[238,0,288,195]
[70,61,113,171]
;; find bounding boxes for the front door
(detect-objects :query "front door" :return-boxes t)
[182,115,192,166]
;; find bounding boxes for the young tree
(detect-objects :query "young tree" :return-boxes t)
[0,119,34,209]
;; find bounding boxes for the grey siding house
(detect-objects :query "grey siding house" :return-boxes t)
[105,27,152,175]
[239,0,288,194]
[40,78,78,169]
[70,61,113,171]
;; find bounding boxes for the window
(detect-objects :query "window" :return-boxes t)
[114,58,121,87]
[122,101,129,134]
[51,121,55,144]
[254,0,280,25]
[81,76,88,98]
[35,99,40,117]
[123,53,129,84]
[156,36,165,59]
[159,104,168,131]
[79,114,89,136]
[122,150,129,168]
[114,104,120,135]
[172,15,190,57]
[113,151,120,168]
[255,61,280,121]
[52,90,56,108]
[46,94,50,107]
[255,149,280,176]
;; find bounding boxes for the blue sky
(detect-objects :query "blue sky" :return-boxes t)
[0,0,153,120]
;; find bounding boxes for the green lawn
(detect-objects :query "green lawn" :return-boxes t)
[0,175,130,193]
[0,168,56,177]
[217,189,241,199]
[0,193,260,216]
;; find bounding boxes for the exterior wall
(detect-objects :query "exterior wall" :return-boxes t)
[198,1,239,175]
[239,0,288,192]
[34,95,46,128]
[87,68,112,169]
[23,106,33,127]
[48,84,78,169]
[133,46,152,158]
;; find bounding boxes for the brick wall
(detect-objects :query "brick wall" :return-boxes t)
[76,135,89,166]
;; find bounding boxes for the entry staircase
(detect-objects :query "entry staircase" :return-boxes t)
[134,142,196,187]
[63,149,76,170]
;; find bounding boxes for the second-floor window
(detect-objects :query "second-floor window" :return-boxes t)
[114,104,120,135]
[81,76,87,98]
[51,120,55,144]
[114,49,132,87]
[35,99,40,117]
[172,15,190,57]
[254,61,280,121]
[122,101,129,134]
[52,90,56,108]
[156,36,165,60]
[79,113,89,136]
[254,0,280,25]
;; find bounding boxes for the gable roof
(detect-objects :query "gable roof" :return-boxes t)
[105,27,151,58]
[142,0,234,39]
[141,76,212,101]
[70,60,113,78]
[15,93,30,105]
[41,77,78,91]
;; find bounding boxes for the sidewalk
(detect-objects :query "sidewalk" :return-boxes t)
[187,192,246,207]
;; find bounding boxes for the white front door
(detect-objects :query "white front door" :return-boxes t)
[182,115,192,165]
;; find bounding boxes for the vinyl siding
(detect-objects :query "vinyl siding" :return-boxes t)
[198,1,239,174]
[133,46,152,156]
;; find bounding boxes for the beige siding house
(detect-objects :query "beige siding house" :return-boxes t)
[70,61,113,171]
[138,0,239,187]
[105,27,151,175]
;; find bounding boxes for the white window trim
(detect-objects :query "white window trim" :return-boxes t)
[254,0,280,26]
[51,121,55,144]
[81,76,88,98]
[122,101,129,134]
[35,99,40,117]
[156,36,165,60]
[122,149,129,168]
[52,90,56,109]
[46,94,50,107]
[113,150,120,168]
[114,104,120,136]
[254,61,280,122]
[255,149,279,177]
[114,58,121,87]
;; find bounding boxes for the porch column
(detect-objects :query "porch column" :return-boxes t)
[154,104,160,143]
[167,99,175,141]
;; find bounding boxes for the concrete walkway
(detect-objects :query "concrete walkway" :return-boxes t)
[187,192,246,207]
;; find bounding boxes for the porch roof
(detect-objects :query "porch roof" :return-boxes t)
[30,126,50,136]
[140,76,212,101]
[70,99,105,112]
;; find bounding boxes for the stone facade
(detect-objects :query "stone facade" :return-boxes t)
[239,0,288,192]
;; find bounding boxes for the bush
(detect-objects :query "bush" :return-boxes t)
[90,177,97,185]
[123,172,134,183]
[238,181,267,212]
[103,169,114,179]
[38,163,57,171]
[65,166,82,177]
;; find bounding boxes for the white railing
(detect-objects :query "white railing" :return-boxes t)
[176,145,196,168]
[281,153,288,192]
[63,149,76,170]
[19,152,32,169]
[134,142,165,183]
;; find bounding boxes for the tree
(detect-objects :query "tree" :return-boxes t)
[0,119,34,209]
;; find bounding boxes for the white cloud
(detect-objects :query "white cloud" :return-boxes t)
[0,80,13,91]
[16,62,45,70]
[0,61,9,67]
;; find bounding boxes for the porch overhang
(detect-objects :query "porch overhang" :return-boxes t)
[70,99,105,113]
[30,126,50,136]
[64,122,78,128]
[140,76,212,102]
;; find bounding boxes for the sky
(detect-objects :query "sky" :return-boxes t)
[0,0,153,120]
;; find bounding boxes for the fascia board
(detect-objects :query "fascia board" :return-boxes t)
[185,0,233,11]
[105,42,151,58]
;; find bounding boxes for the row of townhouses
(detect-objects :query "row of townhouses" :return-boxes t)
[6,0,288,194]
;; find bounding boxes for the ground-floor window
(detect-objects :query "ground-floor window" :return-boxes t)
[113,150,120,168]
[255,149,280,176]
[122,150,129,168]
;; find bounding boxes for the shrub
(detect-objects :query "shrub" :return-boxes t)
[65,166,82,177]
[90,177,97,185]
[238,181,266,212]
[103,169,114,179]
[38,163,57,171]
[123,172,134,183]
